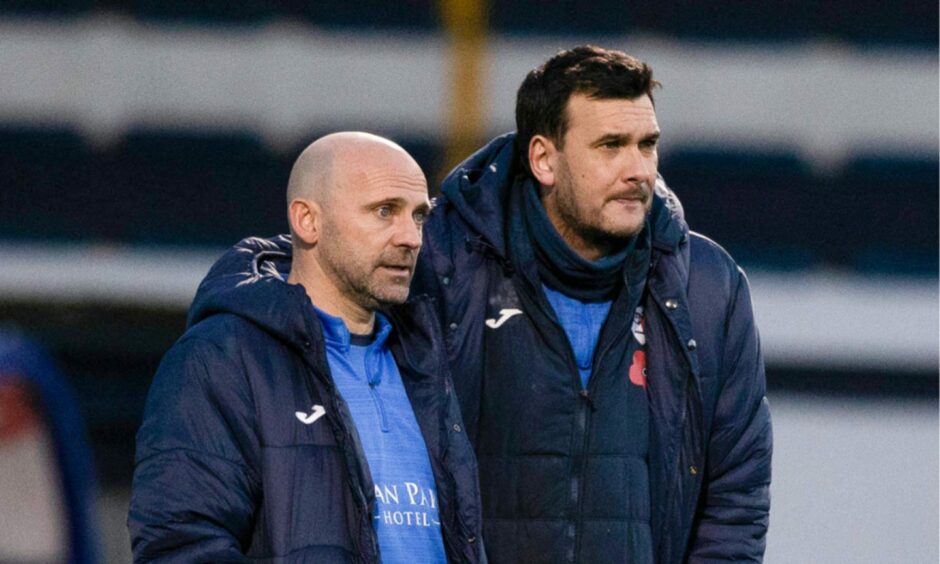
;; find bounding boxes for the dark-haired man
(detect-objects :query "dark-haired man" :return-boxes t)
[413,46,772,563]
[129,133,484,562]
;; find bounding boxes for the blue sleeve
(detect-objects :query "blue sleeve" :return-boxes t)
[128,336,259,563]
[688,269,773,563]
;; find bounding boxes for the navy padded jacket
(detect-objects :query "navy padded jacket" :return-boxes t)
[129,236,484,563]
[412,134,772,564]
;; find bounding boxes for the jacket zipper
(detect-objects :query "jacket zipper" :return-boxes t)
[367,383,390,432]
[571,298,633,563]
[647,286,694,563]
[570,388,592,563]
[529,290,629,563]
[520,279,586,564]
[364,348,390,433]
[301,342,379,562]
[523,275,639,563]
[495,245,625,563]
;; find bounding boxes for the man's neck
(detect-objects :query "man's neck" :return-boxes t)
[540,204,612,261]
[287,265,375,335]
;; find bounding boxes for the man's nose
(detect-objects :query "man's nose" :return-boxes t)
[392,217,422,249]
[621,146,655,185]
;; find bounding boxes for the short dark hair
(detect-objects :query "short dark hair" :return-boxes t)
[515,45,660,173]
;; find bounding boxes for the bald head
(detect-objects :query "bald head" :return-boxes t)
[286,131,421,207]
[286,131,430,331]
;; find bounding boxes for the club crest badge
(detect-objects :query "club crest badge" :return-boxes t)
[631,306,646,345]
[629,306,648,387]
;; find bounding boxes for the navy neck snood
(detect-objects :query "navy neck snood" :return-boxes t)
[521,177,636,302]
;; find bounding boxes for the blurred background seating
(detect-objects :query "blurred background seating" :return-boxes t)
[0,330,99,563]
[1,0,934,45]
[0,1,935,561]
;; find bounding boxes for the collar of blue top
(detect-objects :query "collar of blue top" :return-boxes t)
[312,304,393,352]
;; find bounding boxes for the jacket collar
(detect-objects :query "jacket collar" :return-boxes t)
[188,236,433,360]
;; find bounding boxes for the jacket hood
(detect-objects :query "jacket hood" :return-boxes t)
[187,235,314,349]
[438,132,689,256]
[188,236,441,361]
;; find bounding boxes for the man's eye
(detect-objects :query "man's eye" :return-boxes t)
[413,210,428,224]
[377,206,392,218]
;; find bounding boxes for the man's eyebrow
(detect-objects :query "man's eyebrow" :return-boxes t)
[594,133,630,145]
[593,131,661,145]
[363,197,431,210]
[365,196,406,206]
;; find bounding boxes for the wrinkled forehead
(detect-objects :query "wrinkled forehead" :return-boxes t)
[336,148,428,201]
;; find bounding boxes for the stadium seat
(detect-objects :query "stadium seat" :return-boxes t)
[816,0,937,45]
[97,129,289,246]
[663,148,818,270]
[130,0,276,25]
[490,0,638,35]
[829,155,938,275]
[0,0,934,46]
[0,126,93,242]
[0,0,91,17]
[640,0,817,42]
[283,0,436,30]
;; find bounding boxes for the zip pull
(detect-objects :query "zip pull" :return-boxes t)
[579,389,596,412]
[368,382,390,433]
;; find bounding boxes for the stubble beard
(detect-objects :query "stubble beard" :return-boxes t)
[553,166,649,256]
[319,237,414,311]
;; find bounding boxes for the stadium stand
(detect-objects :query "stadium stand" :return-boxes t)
[95,129,289,245]
[0,0,934,45]
[0,126,93,242]
[7,125,935,276]
[0,5,934,560]
[663,149,819,271]
[831,155,939,275]
[0,0,92,17]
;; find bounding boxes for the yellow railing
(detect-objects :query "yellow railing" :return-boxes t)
[438,0,488,187]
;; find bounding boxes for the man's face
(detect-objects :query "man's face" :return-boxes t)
[317,157,430,310]
[541,93,660,259]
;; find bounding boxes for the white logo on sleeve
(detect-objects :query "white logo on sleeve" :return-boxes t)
[485,308,523,329]
[296,404,326,425]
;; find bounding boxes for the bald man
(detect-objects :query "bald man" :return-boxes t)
[129,133,484,563]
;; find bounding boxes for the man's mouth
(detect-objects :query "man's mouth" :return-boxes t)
[609,187,650,205]
[379,264,413,273]
[611,195,648,205]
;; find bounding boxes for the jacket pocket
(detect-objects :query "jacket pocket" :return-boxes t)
[254,443,357,558]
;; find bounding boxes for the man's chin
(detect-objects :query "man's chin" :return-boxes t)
[589,220,644,243]
[597,202,645,230]
[602,214,647,240]
[370,285,411,308]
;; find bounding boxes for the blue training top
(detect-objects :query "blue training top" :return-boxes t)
[543,284,613,389]
[315,307,447,564]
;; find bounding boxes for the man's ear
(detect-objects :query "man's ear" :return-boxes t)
[288,198,320,246]
[528,134,557,187]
